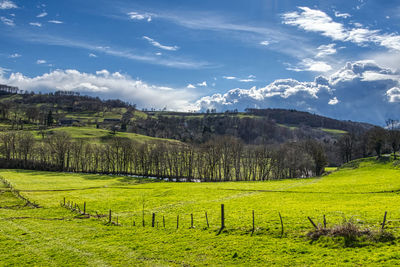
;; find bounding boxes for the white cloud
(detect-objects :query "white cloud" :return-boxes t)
[334,11,351,19]
[13,32,210,69]
[260,40,270,46]
[223,76,237,80]
[9,53,21,58]
[283,7,400,52]
[89,53,98,58]
[36,59,47,64]
[0,16,14,26]
[316,44,337,58]
[239,79,255,83]
[386,87,400,102]
[286,58,332,72]
[0,0,17,9]
[328,97,339,105]
[196,61,400,125]
[142,36,179,51]
[155,52,162,56]
[197,81,207,87]
[37,12,48,18]
[127,11,152,22]
[48,20,63,24]
[187,84,196,89]
[29,22,42,27]
[0,69,198,111]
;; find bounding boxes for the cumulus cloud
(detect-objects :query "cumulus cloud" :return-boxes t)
[127,11,152,22]
[1,16,14,26]
[283,7,400,52]
[48,20,63,24]
[196,61,400,125]
[0,69,198,111]
[0,0,17,9]
[142,36,179,51]
[187,84,196,89]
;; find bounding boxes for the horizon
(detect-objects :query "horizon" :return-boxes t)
[1,0,400,125]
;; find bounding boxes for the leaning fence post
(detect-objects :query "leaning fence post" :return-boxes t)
[308,216,318,229]
[205,212,209,228]
[152,213,156,227]
[279,212,284,237]
[382,211,387,230]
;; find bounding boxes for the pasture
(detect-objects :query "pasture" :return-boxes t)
[1,157,400,265]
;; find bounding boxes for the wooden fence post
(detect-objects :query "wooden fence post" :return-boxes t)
[252,210,255,234]
[163,216,165,228]
[205,212,209,228]
[221,204,225,229]
[323,215,326,228]
[307,216,318,229]
[63,197,65,206]
[152,213,155,227]
[177,215,179,229]
[191,213,194,228]
[109,209,112,224]
[279,212,284,237]
[83,202,86,215]
[382,211,387,230]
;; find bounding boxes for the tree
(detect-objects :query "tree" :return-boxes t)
[47,110,54,126]
[304,140,327,176]
[367,127,387,158]
[47,131,71,170]
[338,133,355,163]
[386,119,400,159]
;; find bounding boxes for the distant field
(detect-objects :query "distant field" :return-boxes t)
[1,158,400,265]
[33,126,178,144]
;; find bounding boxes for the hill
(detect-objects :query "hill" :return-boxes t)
[0,157,399,265]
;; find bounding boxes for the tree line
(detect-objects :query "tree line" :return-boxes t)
[0,131,327,181]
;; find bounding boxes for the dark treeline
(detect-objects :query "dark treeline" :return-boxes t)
[0,131,328,181]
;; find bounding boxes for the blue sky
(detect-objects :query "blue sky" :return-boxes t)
[1,0,400,124]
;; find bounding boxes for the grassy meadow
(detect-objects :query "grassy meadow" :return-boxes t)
[1,157,400,265]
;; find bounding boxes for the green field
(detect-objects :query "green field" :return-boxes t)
[1,158,400,265]
[39,126,178,144]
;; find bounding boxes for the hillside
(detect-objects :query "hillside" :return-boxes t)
[0,157,399,265]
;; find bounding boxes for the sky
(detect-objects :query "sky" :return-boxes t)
[1,0,400,125]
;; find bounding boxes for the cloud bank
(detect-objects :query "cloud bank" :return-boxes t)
[197,61,400,125]
[0,69,198,111]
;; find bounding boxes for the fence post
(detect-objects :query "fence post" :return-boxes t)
[83,202,86,215]
[163,216,165,228]
[191,213,194,228]
[109,209,112,224]
[177,215,179,229]
[221,204,225,230]
[152,213,156,227]
[63,197,65,206]
[307,216,318,229]
[205,212,209,228]
[382,211,387,230]
[279,212,284,237]
[252,210,255,234]
[323,215,326,228]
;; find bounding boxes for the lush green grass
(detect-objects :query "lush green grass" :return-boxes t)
[34,126,179,144]
[321,128,348,135]
[1,158,400,265]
